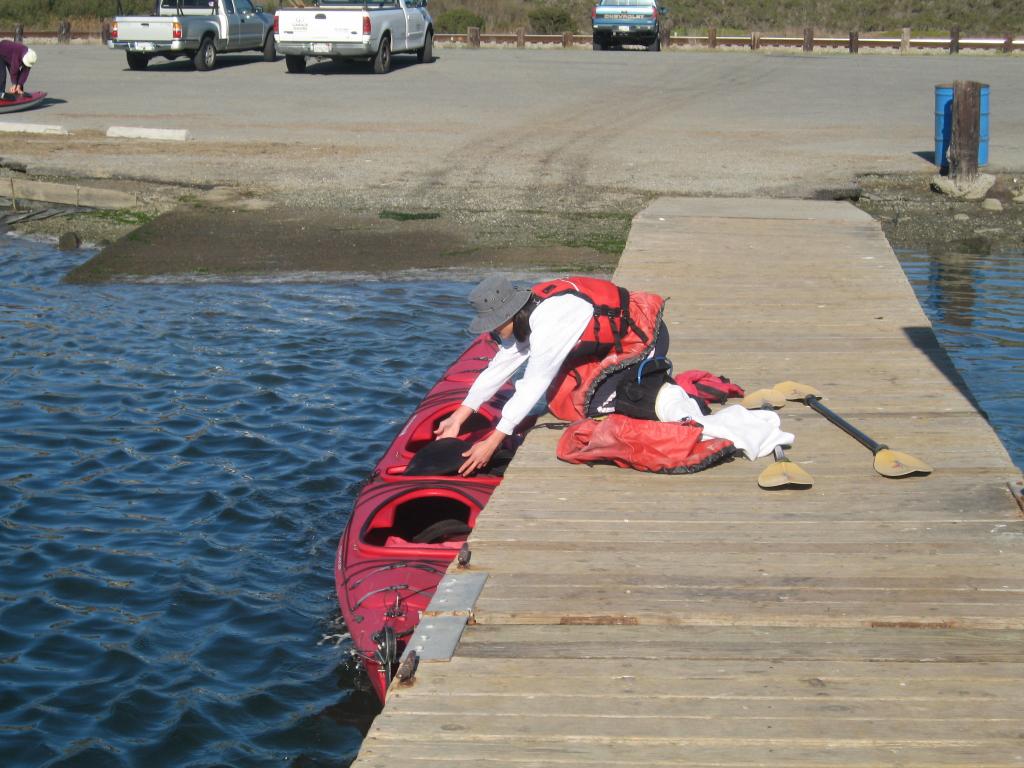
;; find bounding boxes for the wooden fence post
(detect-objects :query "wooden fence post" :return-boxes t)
[516,27,525,48]
[102,19,113,43]
[58,19,72,43]
[1003,34,1013,54]
[950,25,960,54]
[14,23,23,42]
[949,80,981,184]
[803,27,813,52]
[750,31,760,50]
[708,27,716,49]
[562,31,573,48]
[467,26,480,48]
[848,30,858,53]
[659,27,669,48]
[900,27,910,54]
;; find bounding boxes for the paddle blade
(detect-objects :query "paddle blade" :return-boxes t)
[873,448,933,478]
[741,388,786,410]
[773,381,823,401]
[758,459,814,489]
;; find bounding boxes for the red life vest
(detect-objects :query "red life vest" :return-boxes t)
[530,276,665,421]
[556,414,735,474]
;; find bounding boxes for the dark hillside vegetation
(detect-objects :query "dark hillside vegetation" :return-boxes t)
[427,0,1021,36]
[0,0,280,29]
[1,0,1019,36]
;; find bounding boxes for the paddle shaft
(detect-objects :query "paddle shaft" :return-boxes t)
[804,395,885,454]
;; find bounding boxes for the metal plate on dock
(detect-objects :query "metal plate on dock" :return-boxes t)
[423,572,487,616]
[400,615,468,662]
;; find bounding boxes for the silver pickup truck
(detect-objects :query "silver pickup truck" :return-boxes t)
[274,0,433,75]
[109,0,276,71]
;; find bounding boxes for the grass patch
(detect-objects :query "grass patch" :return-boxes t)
[538,211,633,256]
[380,210,442,221]
[570,231,629,255]
[82,209,156,226]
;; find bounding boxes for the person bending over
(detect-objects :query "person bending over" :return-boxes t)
[0,40,36,98]
[435,275,681,474]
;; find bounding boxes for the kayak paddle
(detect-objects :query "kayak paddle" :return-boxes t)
[741,388,786,410]
[757,445,814,489]
[773,381,932,478]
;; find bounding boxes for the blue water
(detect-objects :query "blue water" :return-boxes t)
[0,236,1021,768]
[897,250,1023,470]
[0,236,481,768]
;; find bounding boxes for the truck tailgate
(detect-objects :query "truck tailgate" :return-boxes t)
[115,16,177,42]
[595,5,655,23]
[276,9,365,42]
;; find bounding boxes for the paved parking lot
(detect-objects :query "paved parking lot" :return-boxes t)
[2,43,1023,210]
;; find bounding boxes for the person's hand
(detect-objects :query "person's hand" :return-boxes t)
[434,405,472,440]
[458,430,505,476]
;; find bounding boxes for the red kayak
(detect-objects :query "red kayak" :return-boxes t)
[0,91,47,114]
[335,332,520,702]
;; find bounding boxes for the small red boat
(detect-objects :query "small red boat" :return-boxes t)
[335,333,519,702]
[0,91,46,114]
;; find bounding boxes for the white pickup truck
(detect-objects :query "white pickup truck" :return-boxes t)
[274,0,433,75]
[109,0,276,71]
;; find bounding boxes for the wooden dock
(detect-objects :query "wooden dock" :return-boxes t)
[353,198,1024,767]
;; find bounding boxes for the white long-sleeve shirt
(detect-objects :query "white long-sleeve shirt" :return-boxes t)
[462,294,593,435]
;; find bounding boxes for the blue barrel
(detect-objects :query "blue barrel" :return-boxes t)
[934,83,989,169]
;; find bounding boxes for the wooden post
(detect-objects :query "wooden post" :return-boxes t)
[516,27,525,48]
[659,27,669,48]
[750,31,760,50]
[803,27,813,52]
[14,23,23,42]
[102,19,112,44]
[1003,34,1014,54]
[848,30,858,53]
[950,25,960,54]
[467,26,480,48]
[562,31,573,48]
[708,27,716,49]
[900,27,910,54]
[59,19,72,44]
[949,80,981,184]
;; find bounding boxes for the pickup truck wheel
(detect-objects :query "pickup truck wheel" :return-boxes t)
[647,35,661,51]
[285,54,306,74]
[592,38,606,50]
[126,52,149,70]
[263,33,277,61]
[372,35,391,74]
[417,30,433,63]
[194,37,217,70]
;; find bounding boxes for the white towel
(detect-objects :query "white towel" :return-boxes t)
[654,384,794,460]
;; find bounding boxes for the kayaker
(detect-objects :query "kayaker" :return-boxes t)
[0,41,36,97]
[435,275,794,475]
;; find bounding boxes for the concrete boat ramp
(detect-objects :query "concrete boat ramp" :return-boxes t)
[353,198,1024,767]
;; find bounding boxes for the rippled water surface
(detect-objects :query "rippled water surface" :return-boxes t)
[1,236,1021,768]
[897,250,1023,469]
[0,236,479,767]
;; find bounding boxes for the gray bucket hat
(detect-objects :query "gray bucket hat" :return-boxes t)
[468,276,532,334]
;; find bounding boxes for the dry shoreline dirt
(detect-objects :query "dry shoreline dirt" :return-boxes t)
[9,170,1024,281]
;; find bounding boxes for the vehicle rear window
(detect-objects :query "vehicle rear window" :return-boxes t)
[319,0,400,6]
[160,0,216,8]
[598,0,654,6]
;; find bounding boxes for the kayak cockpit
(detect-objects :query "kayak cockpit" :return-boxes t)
[360,486,483,550]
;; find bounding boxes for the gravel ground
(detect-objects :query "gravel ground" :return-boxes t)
[2,44,1022,275]
[857,172,1024,255]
